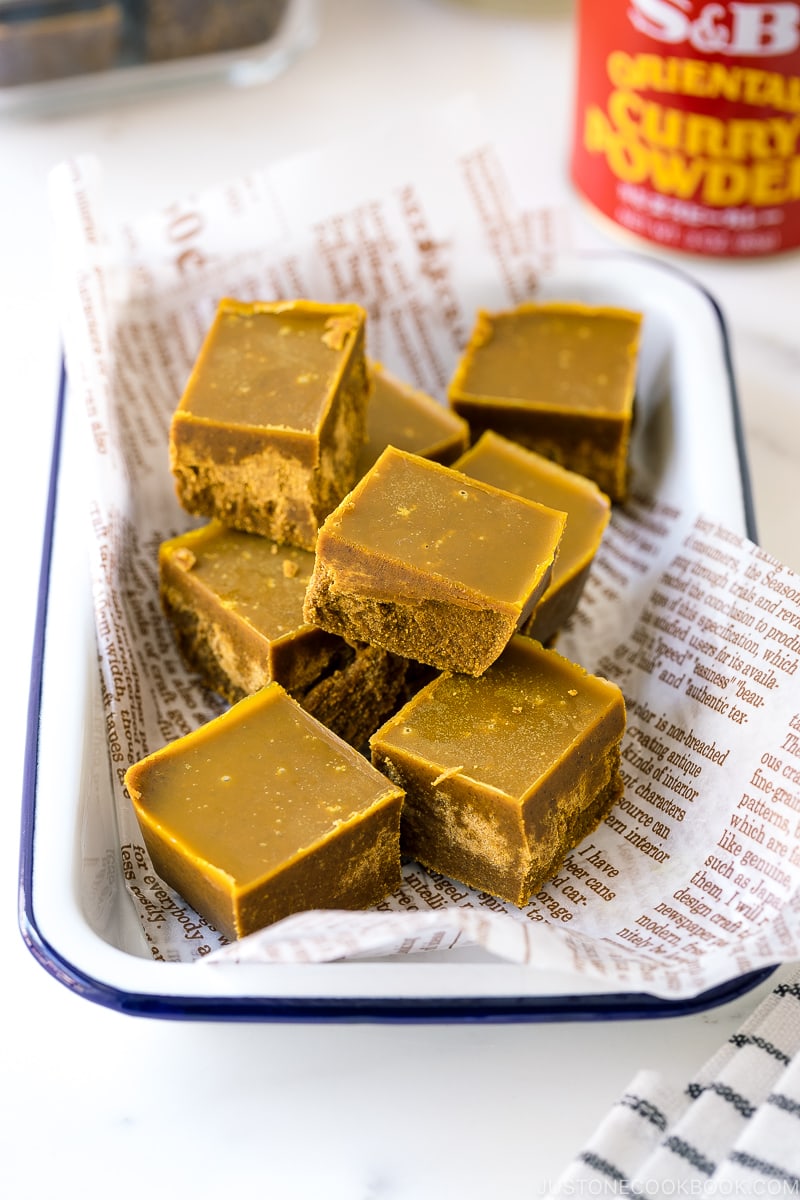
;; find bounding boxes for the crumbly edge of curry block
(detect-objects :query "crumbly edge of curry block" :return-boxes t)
[372,736,623,908]
[303,561,522,677]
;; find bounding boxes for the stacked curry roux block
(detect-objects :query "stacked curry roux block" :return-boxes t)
[124,295,641,942]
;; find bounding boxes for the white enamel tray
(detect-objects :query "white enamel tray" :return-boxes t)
[19,252,772,1021]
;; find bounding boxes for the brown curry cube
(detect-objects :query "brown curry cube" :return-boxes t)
[299,642,409,753]
[447,302,642,502]
[356,360,470,477]
[454,431,610,645]
[141,0,289,62]
[0,1,122,88]
[159,521,407,747]
[370,635,625,907]
[169,298,370,550]
[160,521,340,701]
[303,445,567,677]
[125,683,405,940]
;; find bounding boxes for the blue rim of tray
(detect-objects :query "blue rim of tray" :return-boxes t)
[18,252,774,1022]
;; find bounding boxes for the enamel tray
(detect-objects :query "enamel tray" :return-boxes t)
[19,252,772,1021]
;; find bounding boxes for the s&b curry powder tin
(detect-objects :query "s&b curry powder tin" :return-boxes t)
[570,0,800,257]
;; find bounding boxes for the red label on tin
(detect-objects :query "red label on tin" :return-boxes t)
[570,0,800,256]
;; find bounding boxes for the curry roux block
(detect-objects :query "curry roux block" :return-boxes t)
[370,635,626,908]
[447,302,642,502]
[299,642,409,753]
[356,360,470,477]
[455,431,610,645]
[125,684,405,940]
[159,521,407,748]
[169,298,370,550]
[141,0,289,62]
[0,1,122,88]
[303,445,567,677]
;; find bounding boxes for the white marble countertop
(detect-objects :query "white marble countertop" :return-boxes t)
[3,2,799,1196]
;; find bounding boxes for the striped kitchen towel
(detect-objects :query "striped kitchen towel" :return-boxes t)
[548,965,800,1196]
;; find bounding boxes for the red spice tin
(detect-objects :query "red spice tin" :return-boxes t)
[570,0,800,257]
